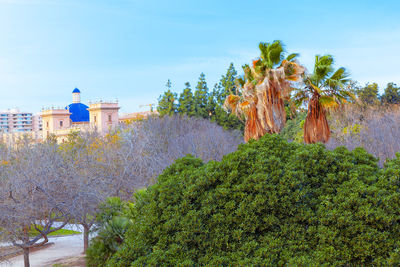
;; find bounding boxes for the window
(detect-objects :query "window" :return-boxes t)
[94,115,97,122]
[60,121,63,127]
[46,121,49,128]
[108,114,112,122]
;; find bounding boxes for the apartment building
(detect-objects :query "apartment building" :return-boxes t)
[0,109,42,133]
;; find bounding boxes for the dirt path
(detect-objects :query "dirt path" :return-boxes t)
[0,235,83,267]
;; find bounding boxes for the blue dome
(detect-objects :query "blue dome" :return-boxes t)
[66,103,89,122]
[72,88,81,93]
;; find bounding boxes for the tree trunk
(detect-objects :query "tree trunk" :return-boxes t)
[304,92,330,144]
[23,247,30,267]
[244,103,267,142]
[83,224,90,253]
[22,225,30,267]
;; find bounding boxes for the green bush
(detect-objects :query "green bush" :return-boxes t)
[103,134,400,266]
[86,197,133,267]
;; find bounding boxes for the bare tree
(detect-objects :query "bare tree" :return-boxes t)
[0,141,71,267]
[58,131,110,253]
[0,115,243,260]
[108,115,243,196]
[327,104,400,166]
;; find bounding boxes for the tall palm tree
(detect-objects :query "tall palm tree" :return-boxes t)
[294,55,353,144]
[224,41,304,142]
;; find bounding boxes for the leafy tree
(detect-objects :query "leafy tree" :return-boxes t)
[104,134,400,266]
[225,40,304,141]
[177,82,195,116]
[294,54,353,144]
[381,82,400,104]
[157,80,177,116]
[357,83,380,105]
[156,65,244,132]
[193,73,209,118]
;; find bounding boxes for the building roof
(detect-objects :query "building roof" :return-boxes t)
[72,88,81,93]
[66,103,89,122]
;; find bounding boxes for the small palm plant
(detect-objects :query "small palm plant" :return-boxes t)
[224,40,304,142]
[294,55,353,144]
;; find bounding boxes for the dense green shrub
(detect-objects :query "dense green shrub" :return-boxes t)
[101,134,400,266]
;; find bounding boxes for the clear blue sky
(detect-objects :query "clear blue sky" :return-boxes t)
[0,0,399,113]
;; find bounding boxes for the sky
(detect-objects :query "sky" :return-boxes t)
[0,0,399,113]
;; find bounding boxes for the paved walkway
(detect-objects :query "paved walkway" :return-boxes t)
[0,234,84,267]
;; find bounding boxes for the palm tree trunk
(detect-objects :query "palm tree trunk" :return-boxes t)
[244,103,267,142]
[256,73,288,134]
[304,93,330,144]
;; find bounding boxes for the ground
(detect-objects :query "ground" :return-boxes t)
[0,234,83,267]
[48,255,86,267]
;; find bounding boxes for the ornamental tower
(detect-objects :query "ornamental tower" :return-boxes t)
[88,101,120,134]
[72,88,81,103]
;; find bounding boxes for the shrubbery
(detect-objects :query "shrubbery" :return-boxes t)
[89,134,400,266]
[86,197,133,267]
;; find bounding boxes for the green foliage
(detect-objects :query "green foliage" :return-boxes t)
[280,111,306,142]
[381,82,400,104]
[104,134,400,266]
[86,197,133,267]
[157,80,177,116]
[193,73,209,118]
[156,64,244,132]
[28,226,80,237]
[211,105,244,131]
[217,62,238,104]
[342,123,362,135]
[177,82,195,116]
[95,197,130,228]
[356,83,380,105]
[258,40,285,69]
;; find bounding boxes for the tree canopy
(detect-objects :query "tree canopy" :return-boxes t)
[157,65,244,131]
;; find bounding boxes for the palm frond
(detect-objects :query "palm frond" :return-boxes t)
[313,55,334,85]
[330,67,351,84]
[286,53,299,62]
[319,95,339,109]
[242,64,254,82]
[305,80,322,94]
[224,94,241,114]
[282,60,305,81]
[292,91,309,107]
[259,40,285,69]
[235,77,245,88]
[269,40,285,67]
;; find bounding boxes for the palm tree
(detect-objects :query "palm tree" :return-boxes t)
[224,41,304,142]
[294,55,353,144]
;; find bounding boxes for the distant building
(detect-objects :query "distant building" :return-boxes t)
[41,88,120,142]
[1,88,156,144]
[0,109,42,133]
[33,114,43,131]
